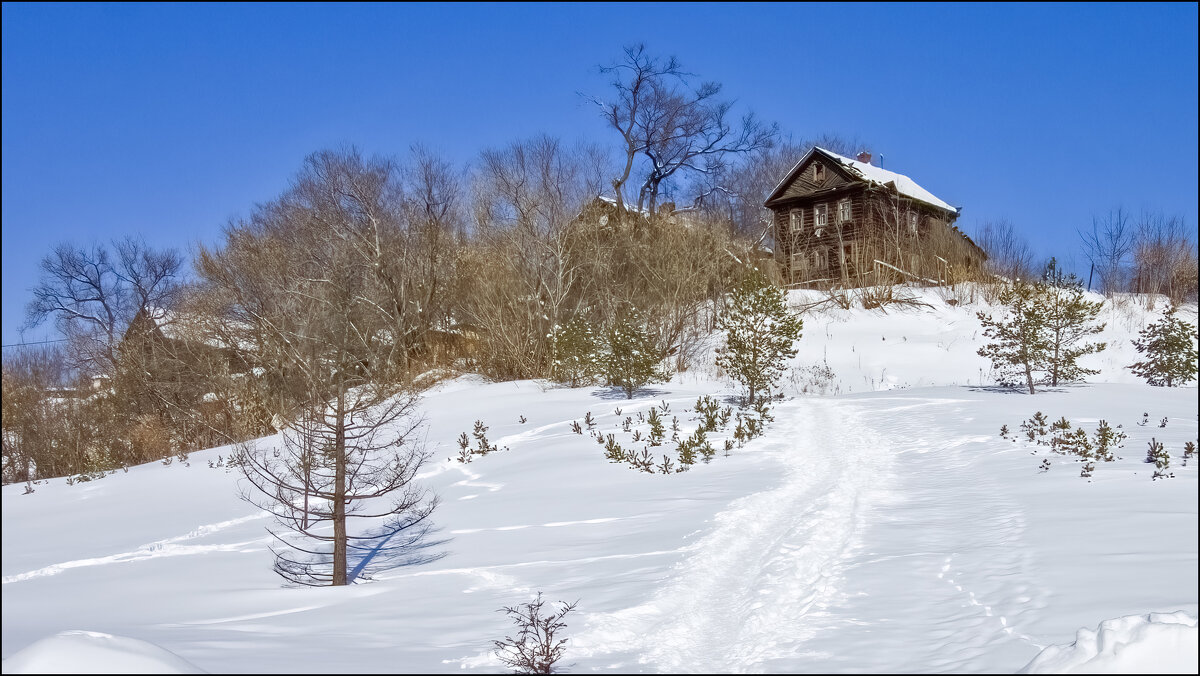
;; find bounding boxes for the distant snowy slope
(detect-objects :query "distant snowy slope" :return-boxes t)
[766,287,1194,394]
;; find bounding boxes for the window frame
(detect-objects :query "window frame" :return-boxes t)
[813,250,824,270]
[814,203,828,231]
[837,198,852,223]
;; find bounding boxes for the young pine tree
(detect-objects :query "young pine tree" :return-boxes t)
[977,280,1052,394]
[550,313,602,387]
[603,310,668,399]
[1128,305,1199,387]
[716,269,804,404]
[1040,259,1107,386]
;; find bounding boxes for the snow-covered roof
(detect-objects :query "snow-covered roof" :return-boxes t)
[767,147,959,215]
[597,195,650,215]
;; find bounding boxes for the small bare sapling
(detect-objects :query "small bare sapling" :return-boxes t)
[493,592,578,674]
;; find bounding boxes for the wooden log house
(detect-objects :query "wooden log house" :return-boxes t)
[765,147,985,287]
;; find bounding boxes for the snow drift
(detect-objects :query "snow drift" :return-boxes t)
[1,630,205,674]
[1020,611,1198,674]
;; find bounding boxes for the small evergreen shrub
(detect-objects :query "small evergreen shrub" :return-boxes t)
[602,310,669,399]
[550,314,602,388]
[1128,305,1199,387]
[1021,412,1050,443]
[716,269,804,404]
[647,408,665,447]
[1145,438,1173,480]
[1093,420,1125,462]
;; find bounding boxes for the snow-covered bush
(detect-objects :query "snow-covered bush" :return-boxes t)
[550,314,602,388]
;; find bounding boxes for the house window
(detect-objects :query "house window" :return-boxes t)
[814,204,828,231]
[841,242,856,267]
[838,199,852,223]
[812,249,828,270]
[789,209,801,232]
[908,212,919,234]
[814,163,826,182]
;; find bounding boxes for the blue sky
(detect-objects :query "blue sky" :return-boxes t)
[3,2,1197,346]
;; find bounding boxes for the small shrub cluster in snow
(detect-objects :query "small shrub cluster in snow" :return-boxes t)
[453,420,508,464]
[571,395,775,475]
[1002,409,1197,481]
[1004,411,1126,479]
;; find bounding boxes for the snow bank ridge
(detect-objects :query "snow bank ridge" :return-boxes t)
[2,630,206,674]
[1020,611,1198,674]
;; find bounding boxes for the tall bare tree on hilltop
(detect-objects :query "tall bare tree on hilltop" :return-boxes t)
[591,44,777,217]
[25,237,183,377]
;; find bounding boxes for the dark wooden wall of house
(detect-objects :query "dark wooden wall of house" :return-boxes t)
[772,186,981,286]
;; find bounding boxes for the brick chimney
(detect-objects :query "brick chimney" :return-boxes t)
[856,151,872,165]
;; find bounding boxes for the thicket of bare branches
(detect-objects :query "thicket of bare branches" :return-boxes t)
[459,135,744,381]
[566,204,743,372]
[2,346,76,486]
[1130,211,1197,304]
[1074,207,1197,303]
[973,219,1037,282]
[460,137,608,378]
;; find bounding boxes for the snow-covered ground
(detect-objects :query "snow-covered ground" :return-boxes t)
[3,288,1197,673]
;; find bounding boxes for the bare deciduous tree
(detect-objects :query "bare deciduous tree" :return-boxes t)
[1078,207,1135,295]
[195,148,440,586]
[25,238,183,376]
[592,44,777,217]
[493,592,579,674]
[591,45,683,214]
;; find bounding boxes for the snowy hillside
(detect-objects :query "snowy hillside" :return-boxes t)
[3,289,1197,673]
